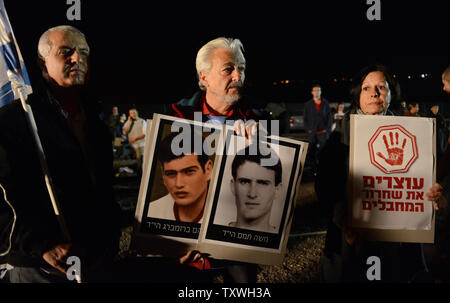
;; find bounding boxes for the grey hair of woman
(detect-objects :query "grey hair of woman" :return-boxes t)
[195,37,246,91]
[38,25,89,58]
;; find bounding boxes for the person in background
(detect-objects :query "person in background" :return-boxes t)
[107,106,120,139]
[404,103,420,117]
[332,102,345,131]
[114,113,133,161]
[400,101,408,115]
[442,66,450,95]
[117,113,127,139]
[303,84,332,175]
[426,104,448,164]
[122,108,146,174]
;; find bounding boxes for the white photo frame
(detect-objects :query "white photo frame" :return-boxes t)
[197,127,308,265]
[132,114,223,257]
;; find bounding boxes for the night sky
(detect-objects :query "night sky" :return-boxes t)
[4,1,450,116]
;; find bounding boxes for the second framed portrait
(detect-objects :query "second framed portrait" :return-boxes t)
[198,128,308,265]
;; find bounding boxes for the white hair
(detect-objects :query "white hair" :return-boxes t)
[38,25,89,58]
[195,37,245,91]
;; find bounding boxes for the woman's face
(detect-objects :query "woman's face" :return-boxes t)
[359,71,391,115]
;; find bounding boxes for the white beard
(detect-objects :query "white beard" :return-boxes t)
[220,94,240,105]
[215,89,241,105]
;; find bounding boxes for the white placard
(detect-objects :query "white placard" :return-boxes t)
[350,115,435,233]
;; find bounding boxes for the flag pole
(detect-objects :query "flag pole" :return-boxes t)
[17,88,82,283]
[17,89,71,239]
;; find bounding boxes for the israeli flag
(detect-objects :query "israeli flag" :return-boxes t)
[0,0,32,107]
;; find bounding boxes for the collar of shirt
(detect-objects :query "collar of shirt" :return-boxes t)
[201,93,235,118]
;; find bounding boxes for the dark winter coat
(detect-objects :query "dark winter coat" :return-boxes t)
[0,79,121,268]
[303,98,332,133]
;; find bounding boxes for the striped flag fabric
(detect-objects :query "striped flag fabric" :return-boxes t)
[0,0,32,107]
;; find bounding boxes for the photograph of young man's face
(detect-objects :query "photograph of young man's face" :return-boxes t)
[230,160,281,231]
[162,154,213,210]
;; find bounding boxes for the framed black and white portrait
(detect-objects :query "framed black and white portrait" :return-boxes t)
[198,127,308,265]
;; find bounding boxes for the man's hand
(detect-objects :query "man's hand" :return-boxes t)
[179,250,210,270]
[179,250,203,264]
[234,119,259,143]
[426,183,443,210]
[42,243,73,274]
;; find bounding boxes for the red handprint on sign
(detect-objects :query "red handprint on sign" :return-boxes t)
[368,124,417,173]
[376,131,407,166]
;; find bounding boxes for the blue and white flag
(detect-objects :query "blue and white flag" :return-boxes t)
[0,0,32,107]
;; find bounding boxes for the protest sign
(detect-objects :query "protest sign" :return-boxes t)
[349,114,436,243]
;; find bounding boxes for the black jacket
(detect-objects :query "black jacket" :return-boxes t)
[304,98,332,133]
[0,80,121,268]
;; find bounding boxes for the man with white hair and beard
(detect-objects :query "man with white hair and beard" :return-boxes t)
[169,37,267,283]
[169,37,263,131]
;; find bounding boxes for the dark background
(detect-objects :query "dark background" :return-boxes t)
[4,0,450,117]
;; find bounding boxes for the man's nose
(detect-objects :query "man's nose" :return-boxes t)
[69,50,80,64]
[70,49,85,65]
[231,67,241,82]
[175,174,184,188]
[247,182,257,198]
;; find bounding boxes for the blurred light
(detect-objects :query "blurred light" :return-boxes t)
[333,78,338,83]
[421,74,425,79]
[273,81,278,86]
[408,75,411,79]
[285,80,290,84]
[393,74,397,78]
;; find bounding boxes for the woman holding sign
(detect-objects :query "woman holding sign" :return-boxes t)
[316,64,442,283]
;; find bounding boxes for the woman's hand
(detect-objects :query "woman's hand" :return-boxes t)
[426,183,443,210]
[342,224,361,246]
